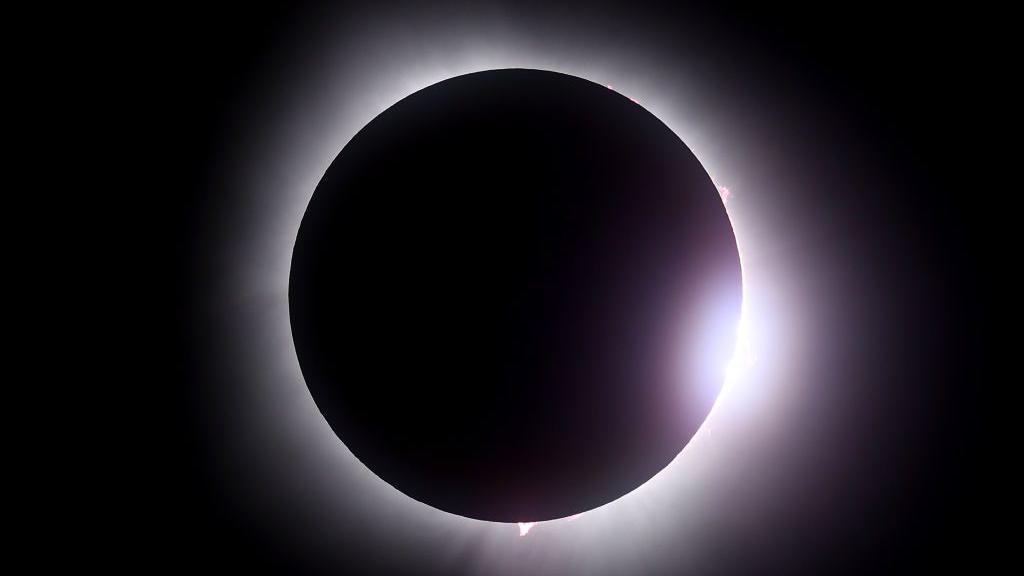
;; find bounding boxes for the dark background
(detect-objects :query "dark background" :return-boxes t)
[59,1,1005,573]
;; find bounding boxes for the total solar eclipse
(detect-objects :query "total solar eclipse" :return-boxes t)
[289,69,741,523]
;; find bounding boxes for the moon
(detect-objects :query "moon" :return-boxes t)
[289,69,741,522]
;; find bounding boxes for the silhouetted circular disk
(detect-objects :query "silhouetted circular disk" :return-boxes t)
[290,69,741,522]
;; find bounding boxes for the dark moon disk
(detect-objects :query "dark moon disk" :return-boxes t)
[289,69,741,522]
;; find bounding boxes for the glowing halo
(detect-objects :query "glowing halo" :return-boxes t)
[200,7,810,574]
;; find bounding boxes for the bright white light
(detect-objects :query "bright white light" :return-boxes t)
[518,522,536,536]
[719,308,755,403]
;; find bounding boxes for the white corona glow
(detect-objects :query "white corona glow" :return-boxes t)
[518,522,536,536]
[212,9,806,574]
